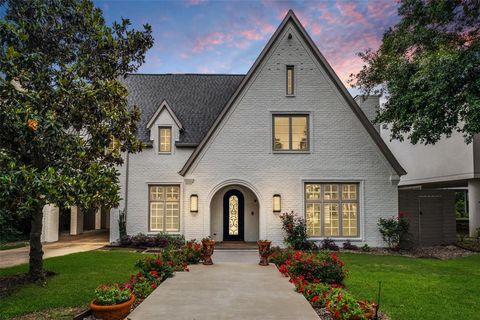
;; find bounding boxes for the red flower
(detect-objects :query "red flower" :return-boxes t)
[312,295,319,303]
[334,310,340,319]
[285,259,291,266]
[293,251,303,260]
[278,264,288,274]
[150,283,157,289]
[167,260,174,266]
[342,304,349,312]
[337,293,342,302]
[313,279,320,284]
[149,270,158,277]
[155,259,163,265]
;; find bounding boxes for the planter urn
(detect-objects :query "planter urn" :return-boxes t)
[202,239,216,265]
[90,294,135,320]
[257,240,272,266]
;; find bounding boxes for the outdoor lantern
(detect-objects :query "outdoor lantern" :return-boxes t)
[273,194,281,212]
[190,194,198,213]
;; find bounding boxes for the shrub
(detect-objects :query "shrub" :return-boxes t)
[119,233,185,248]
[279,211,317,250]
[281,251,347,285]
[321,238,340,251]
[93,283,131,306]
[300,282,332,308]
[135,255,176,280]
[269,246,294,265]
[118,209,127,240]
[325,288,369,320]
[126,272,160,299]
[360,244,371,252]
[342,240,359,251]
[476,227,480,241]
[180,239,203,264]
[378,214,409,249]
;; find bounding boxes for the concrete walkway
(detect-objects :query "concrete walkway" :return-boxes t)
[128,251,319,320]
[0,230,109,268]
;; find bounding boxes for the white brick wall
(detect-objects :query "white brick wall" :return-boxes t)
[111,21,399,247]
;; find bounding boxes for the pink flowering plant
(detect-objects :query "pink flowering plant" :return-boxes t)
[135,255,176,280]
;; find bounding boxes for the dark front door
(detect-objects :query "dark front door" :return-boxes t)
[223,189,244,241]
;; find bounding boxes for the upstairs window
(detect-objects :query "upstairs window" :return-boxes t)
[273,114,309,151]
[286,65,294,95]
[159,127,172,153]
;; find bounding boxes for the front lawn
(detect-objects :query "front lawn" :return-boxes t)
[0,250,145,319]
[340,252,480,320]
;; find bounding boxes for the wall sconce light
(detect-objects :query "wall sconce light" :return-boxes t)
[190,194,198,213]
[273,194,281,212]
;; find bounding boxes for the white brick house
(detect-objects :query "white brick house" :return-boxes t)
[108,10,406,247]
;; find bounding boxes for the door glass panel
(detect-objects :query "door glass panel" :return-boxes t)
[228,195,239,235]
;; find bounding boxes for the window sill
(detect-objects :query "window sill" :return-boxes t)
[157,152,172,155]
[285,94,296,97]
[308,237,362,241]
[272,150,310,154]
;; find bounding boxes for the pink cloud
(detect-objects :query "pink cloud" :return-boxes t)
[184,0,208,7]
[310,22,322,35]
[336,2,370,26]
[239,29,263,41]
[192,31,233,52]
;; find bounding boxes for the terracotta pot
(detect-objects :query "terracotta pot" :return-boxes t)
[90,294,135,320]
[257,240,272,266]
[202,239,215,265]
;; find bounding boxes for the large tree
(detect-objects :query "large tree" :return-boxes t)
[351,0,480,144]
[0,0,153,280]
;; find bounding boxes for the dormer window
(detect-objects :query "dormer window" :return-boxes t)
[159,127,172,153]
[286,65,294,95]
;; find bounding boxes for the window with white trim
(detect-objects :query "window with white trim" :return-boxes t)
[305,183,359,237]
[149,185,180,232]
[158,127,172,153]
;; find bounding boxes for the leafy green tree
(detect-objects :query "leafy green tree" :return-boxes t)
[351,0,480,144]
[0,0,153,280]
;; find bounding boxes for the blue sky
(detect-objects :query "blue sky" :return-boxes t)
[98,1,400,86]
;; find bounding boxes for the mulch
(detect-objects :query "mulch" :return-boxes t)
[315,307,390,320]
[343,245,476,260]
[0,271,55,298]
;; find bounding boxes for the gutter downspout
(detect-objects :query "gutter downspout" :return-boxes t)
[124,152,130,222]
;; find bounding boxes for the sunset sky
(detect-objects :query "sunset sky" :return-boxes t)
[94,0,400,90]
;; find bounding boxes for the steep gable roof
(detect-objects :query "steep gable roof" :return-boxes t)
[179,10,406,176]
[146,100,183,130]
[121,74,244,146]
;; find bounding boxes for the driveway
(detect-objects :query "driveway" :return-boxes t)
[0,230,109,268]
[127,251,319,320]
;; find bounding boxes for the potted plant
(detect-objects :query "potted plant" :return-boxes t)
[90,283,135,320]
[257,240,272,266]
[201,237,215,265]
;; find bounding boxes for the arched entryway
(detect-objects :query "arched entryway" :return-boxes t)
[210,184,259,242]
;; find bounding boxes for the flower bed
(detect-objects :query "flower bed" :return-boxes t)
[270,248,377,320]
[91,239,203,318]
[118,232,185,249]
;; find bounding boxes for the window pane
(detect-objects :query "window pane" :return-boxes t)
[342,203,358,236]
[274,116,290,150]
[159,128,171,152]
[306,203,321,236]
[150,202,164,231]
[324,203,339,236]
[342,184,357,200]
[287,66,294,95]
[306,184,321,200]
[165,202,180,232]
[150,186,164,201]
[292,116,308,150]
[324,184,339,200]
[166,186,180,201]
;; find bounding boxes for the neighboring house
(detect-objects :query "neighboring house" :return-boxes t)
[105,10,406,247]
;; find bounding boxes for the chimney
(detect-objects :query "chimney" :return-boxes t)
[354,95,380,133]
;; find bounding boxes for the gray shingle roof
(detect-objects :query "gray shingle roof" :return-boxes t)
[121,73,244,145]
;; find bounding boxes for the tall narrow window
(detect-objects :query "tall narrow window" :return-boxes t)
[286,65,294,95]
[149,185,180,232]
[273,114,309,151]
[305,183,359,237]
[159,127,172,153]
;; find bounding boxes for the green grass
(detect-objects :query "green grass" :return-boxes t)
[0,250,145,319]
[339,253,480,320]
[0,242,28,251]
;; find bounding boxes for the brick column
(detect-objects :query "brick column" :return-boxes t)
[70,206,84,235]
[468,179,480,237]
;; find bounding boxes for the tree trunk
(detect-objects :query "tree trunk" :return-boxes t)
[28,206,45,281]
